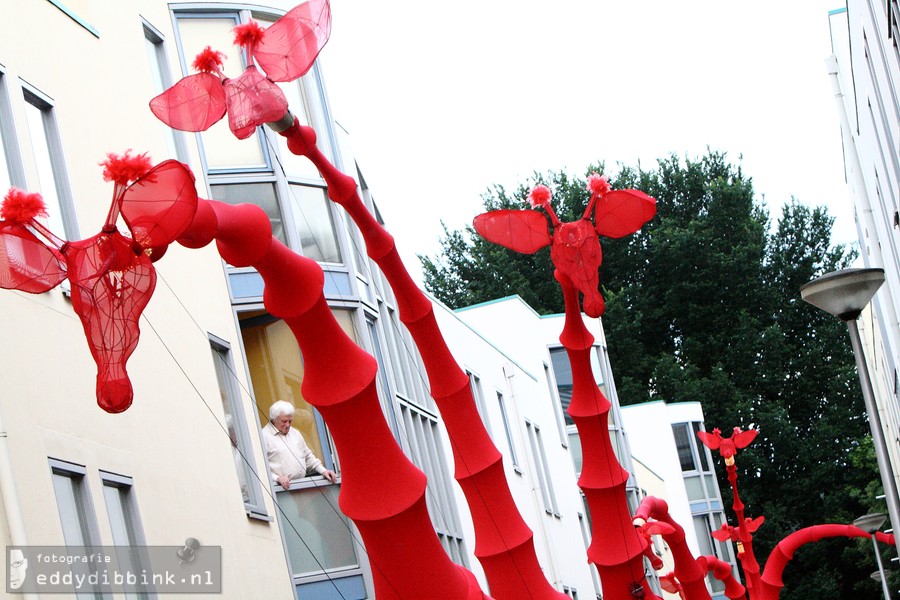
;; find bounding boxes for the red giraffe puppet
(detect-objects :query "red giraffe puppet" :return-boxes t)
[698,426,897,599]
[150,2,569,597]
[473,178,661,599]
[0,154,197,413]
[0,154,491,599]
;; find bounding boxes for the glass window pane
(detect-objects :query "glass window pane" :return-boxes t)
[277,486,357,575]
[52,473,90,546]
[210,182,285,245]
[144,26,180,160]
[693,515,713,556]
[240,311,324,460]
[549,348,573,426]
[568,430,582,473]
[693,422,710,471]
[288,184,341,263]
[176,17,265,169]
[685,475,705,501]
[212,343,259,507]
[672,423,696,471]
[24,99,67,238]
[498,392,518,466]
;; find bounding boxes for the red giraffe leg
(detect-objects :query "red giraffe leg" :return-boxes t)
[180,199,488,600]
[758,525,893,600]
[279,120,568,599]
[555,269,659,600]
[633,496,714,600]
[724,462,762,596]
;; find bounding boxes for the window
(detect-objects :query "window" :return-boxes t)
[544,363,568,447]
[398,401,469,566]
[466,371,492,438]
[549,348,574,426]
[497,391,520,469]
[289,183,341,263]
[173,9,345,268]
[526,421,559,516]
[0,69,22,191]
[210,336,267,516]
[101,472,154,600]
[210,182,285,245]
[366,316,400,439]
[50,459,100,548]
[673,423,696,472]
[50,460,102,599]
[239,309,337,472]
[143,20,184,160]
[175,13,266,170]
[577,512,603,598]
[22,87,77,239]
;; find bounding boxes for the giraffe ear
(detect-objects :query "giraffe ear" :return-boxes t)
[0,223,67,293]
[733,428,758,449]
[120,160,199,250]
[253,0,332,82]
[473,210,551,254]
[594,189,657,238]
[149,73,226,132]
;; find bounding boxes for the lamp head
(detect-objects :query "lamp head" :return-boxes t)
[800,268,885,321]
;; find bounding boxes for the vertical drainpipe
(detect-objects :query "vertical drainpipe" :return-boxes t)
[0,408,39,599]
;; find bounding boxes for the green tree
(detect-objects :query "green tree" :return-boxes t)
[421,151,883,600]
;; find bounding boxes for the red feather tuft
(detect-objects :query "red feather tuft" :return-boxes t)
[100,150,153,185]
[529,184,552,208]
[233,21,266,49]
[1,187,47,223]
[192,47,226,74]
[587,173,611,196]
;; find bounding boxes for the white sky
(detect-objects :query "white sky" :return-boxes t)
[319,1,854,284]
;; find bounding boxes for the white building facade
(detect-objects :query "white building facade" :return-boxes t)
[827,3,900,513]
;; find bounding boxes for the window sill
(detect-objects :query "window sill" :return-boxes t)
[246,509,273,522]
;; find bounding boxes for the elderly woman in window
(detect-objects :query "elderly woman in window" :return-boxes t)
[262,400,337,489]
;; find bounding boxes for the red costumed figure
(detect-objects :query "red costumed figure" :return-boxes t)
[699,425,897,599]
[473,177,660,599]
[151,1,571,596]
[0,152,198,412]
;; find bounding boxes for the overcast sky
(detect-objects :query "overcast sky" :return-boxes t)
[319,1,853,284]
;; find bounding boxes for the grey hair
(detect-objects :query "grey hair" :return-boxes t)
[269,400,295,422]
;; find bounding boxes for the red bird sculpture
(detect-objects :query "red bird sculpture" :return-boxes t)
[473,174,656,317]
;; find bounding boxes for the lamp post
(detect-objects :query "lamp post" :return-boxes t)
[800,268,900,556]
[854,512,891,599]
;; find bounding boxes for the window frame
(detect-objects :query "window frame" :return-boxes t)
[210,333,269,519]
[20,82,79,240]
[525,420,561,517]
[49,459,101,548]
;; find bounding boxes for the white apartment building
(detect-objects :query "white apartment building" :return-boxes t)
[827,3,900,514]
[619,401,739,600]
[0,2,608,598]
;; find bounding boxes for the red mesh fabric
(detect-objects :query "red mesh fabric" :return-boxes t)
[65,231,155,413]
[253,0,332,82]
[550,220,605,318]
[223,66,288,139]
[120,160,198,250]
[149,72,226,132]
[594,189,657,239]
[474,184,655,318]
[472,210,551,254]
[0,223,66,293]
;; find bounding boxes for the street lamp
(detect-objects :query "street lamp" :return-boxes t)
[800,268,900,556]
[854,512,891,599]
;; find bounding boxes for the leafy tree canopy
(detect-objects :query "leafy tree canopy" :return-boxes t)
[421,151,886,600]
